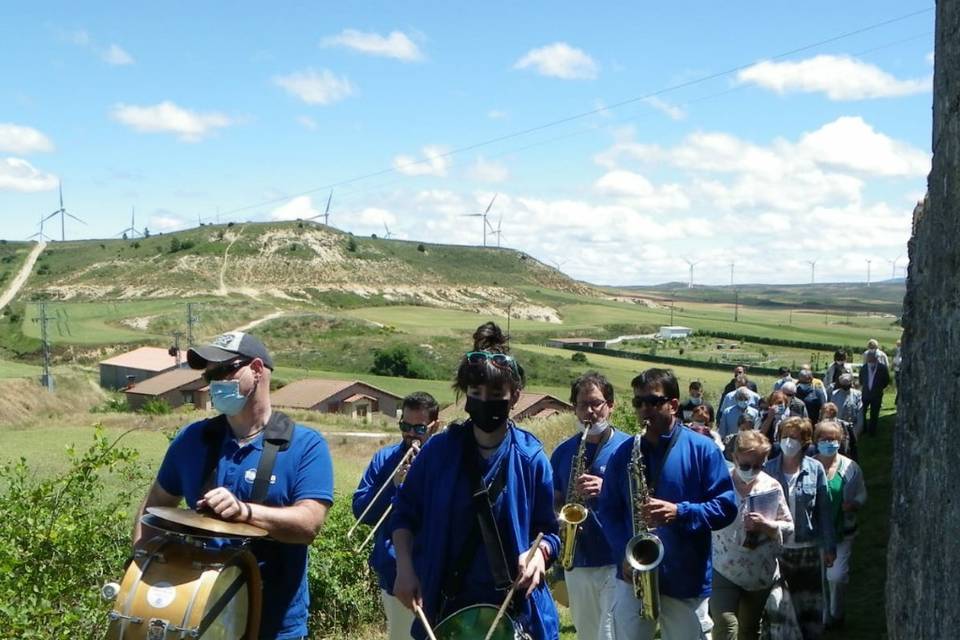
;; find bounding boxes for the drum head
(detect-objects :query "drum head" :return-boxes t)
[435,604,517,640]
[196,563,250,639]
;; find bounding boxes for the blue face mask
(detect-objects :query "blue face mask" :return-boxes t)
[690,396,703,405]
[817,440,841,456]
[737,400,749,409]
[210,380,250,416]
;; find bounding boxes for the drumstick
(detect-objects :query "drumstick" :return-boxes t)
[484,532,545,640]
[414,603,438,640]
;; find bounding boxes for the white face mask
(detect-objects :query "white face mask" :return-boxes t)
[780,437,802,457]
[735,466,758,484]
[579,419,609,437]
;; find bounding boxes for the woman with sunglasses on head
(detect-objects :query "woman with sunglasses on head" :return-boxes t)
[352,392,442,640]
[391,322,561,640]
[710,430,793,640]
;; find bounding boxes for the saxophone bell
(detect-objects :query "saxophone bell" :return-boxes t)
[625,531,664,572]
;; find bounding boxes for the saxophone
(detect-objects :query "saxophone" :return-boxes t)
[626,424,664,621]
[558,422,590,571]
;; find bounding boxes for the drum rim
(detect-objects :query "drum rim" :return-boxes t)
[435,603,518,631]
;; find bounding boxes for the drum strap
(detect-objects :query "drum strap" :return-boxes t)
[250,411,295,504]
[440,427,513,615]
[196,571,247,637]
[201,411,294,504]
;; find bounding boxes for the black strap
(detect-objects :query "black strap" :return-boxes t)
[440,426,512,610]
[250,411,295,504]
[200,412,294,505]
[201,415,229,496]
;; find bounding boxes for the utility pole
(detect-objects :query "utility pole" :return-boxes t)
[670,299,675,325]
[734,289,739,322]
[186,303,199,346]
[789,309,793,325]
[33,302,55,391]
[506,302,513,335]
[866,259,873,287]
[729,261,735,287]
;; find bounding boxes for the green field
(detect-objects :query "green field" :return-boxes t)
[0,358,40,378]
[0,241,32,292]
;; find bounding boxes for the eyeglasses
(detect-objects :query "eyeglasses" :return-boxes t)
[203,359,251,383]
[464,351,520,377]
[399,421,431,436]
[632,395,671,409]
[737,462,764,472]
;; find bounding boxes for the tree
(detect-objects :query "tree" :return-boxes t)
[887,3,960,637]
[143,227,150,238]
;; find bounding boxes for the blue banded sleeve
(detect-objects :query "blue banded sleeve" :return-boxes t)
[352,448,398,524]
[675,446,737,532]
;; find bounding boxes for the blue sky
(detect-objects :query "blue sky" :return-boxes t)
[0,2,935,285]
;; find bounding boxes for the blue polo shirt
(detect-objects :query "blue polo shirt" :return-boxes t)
[550,428,631,568]
[156,417,334,640]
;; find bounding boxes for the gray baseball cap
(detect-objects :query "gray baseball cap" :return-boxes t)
[187,331,274,370]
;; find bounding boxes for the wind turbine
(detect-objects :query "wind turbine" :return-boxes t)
[382,221,393,239]
[729,261,735,286]
[43,181,86,241]
[866,259,872,287]
[806,259,817,284]
[26,211,53,242]
[461,194,498,247]
[118,206,142,238]
[492,214,504,248]
[887,255,902,279]
[683,258,700,289]
[307,190,333,227]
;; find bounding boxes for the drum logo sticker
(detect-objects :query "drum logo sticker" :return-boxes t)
[244,468,276,484]
[146,582,177,609]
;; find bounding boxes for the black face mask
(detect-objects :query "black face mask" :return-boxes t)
[466,395,511,433]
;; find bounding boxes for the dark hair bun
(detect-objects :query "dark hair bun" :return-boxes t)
[472,321,510,353]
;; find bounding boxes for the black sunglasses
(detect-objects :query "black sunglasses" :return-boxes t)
[399,421,430,436]
[632,394,671,409]
[737,463,764,472]
[203,359,252,383]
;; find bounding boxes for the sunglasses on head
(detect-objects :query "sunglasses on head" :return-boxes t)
[399,421,431,436]
[464,351,520,377]
[632,394,671,409]
[203,359,252,383]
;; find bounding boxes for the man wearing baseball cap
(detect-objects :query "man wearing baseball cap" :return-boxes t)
[133,331,334,639]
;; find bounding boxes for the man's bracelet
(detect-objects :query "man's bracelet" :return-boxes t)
[243,502,253,522]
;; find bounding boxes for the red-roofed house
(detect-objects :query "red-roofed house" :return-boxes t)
[99,347,182,390]
[271,379,403,422]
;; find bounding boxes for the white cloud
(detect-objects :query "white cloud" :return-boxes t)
[270,196,321,221]
[642,97,686,121]
[926,51,934,65]
[0,124,54,154]
[297,116,318,130]
[149,213,187,231]
[274,68,355,105]
[514,42,598,80]
[110,101,236,142]
[469,157,509,183]
[797,116,929,177]
[487,109,508,120]
[102,44,134,66]
[321,29,424,62]
[594,170,690,210]
[68,29,90,46]
[393,145,450,176]
[737,54,930,100]
[0,157,58,192]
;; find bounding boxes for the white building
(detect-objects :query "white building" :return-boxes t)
[658,326,693,339]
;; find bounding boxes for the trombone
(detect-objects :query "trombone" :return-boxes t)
[348,442,420,553]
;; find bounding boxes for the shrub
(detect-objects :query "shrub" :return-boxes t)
[0,428,145,638]
[571,351,588,364]
[139,397,172,415]
[347,236,358,252]
[90,397,130,413]
[370,344,435,379]
[417,243,426,253]
[307,499,382,633]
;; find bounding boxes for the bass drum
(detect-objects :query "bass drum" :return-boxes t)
[435,604,529,640]
[105,536,261,640]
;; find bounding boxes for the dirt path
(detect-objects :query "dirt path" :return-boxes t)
[234,310,286,332]
[217,225,245,295]
[0,241,45,311]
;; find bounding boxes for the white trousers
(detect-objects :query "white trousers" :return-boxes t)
[382,590,415,640]
[825,536,855,621]
[611,578,712,640]
[565,565,617,640]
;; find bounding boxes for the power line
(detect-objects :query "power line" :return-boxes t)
[209,7,932,221]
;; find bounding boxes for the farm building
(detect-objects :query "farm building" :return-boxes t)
[440,391,573,423]
[124,368,210,412]
[658,326,694,339]
[546,337,608,349]
[99,347,182,390]
[271,379,403,422]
